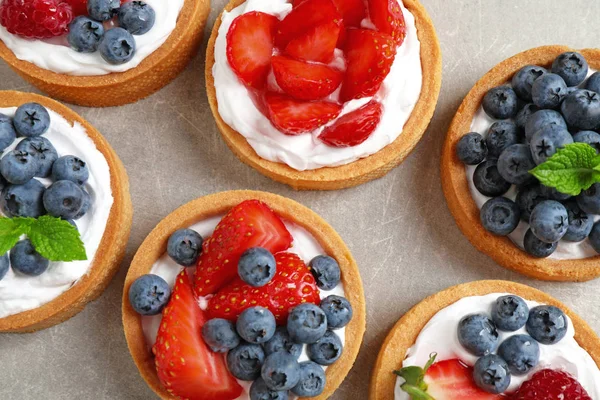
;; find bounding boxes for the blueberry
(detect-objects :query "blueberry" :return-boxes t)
[43,180,85,219]
[524,228,557,258]
[10,239,49,276]
[576,183,600,214]
[499,334,540,375]
[236,306,276,344]
[573,130,600,153]
[1,179,45,218]
[512,65,547,101]
[72,189,90,220]
[482,86,519,119]
[306,330,343,366]
[68,16,105,53]
[249,378,288,400]
[560,89,600,131]
[526,305,568,345]
[261,351,300,391]
[480,197,520,236]
[588,221,600,253]
[473,160,511,197]
[201,318,240,353]
[320,295,352,330]
[227,342,265,381]
[118,1,156,35]
[309,255,341,291]
[491,295,529,332]
[99,28,136,65]
[52,155,89,185]
[16,137,58,177]
[516,184,547,222]
[585,71,600,93]
[515,104,539,135]
[552,52,588,87]
[128,274,170,315]
[166,228,203,266]
[486,121,519,158]
[287,303,327,344]
[539,184,571,201]
[529,200,568,243]
[529,124,573,165]
[562,200,593,242]
[0,150,38,184]
[13,103,50,137]
[456,132,488,165]
[87,0,120,21]
[497,144,535,185]
[0,113,16,151]
[238,247,276,287]
[291,361,326,397]
[524,110,567,142]
[473,354,511,394]
[532,73,567,109]
[457,314,499,356]
[264,327,303,359]
[0,254,8,281]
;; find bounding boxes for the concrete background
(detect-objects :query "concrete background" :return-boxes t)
[1,0,599,398]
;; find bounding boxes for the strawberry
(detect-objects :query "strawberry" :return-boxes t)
[272,56,343,101]
[319,101,383,147]
[264,92,342,135]
[153,271,243,400]
[368,0,407,45]
[226,11,279,89]
[340,28,396,102]
[332,0,366,27]
[284,20,341,63]
[510,369,591,400]
[193,200,292,297]
[207,252,321,324]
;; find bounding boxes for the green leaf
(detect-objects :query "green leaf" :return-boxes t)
[28,216,87,262]
[394,353,437,400]
[530,143,600,196]
[0,217,33,255]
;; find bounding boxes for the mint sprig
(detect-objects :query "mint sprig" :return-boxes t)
[0,216,87,261]
[530,142,600,196]
[393,353,437,400]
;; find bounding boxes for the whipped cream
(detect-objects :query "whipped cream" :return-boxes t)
[0,0,184,76]
[0,107,114,318]
[141,214,346,400]
[394,293,600,399]
[212,0,422,171]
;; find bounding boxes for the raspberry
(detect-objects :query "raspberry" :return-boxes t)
[65,0,87,16]
[510,369,592,400]
[0,0,74,39]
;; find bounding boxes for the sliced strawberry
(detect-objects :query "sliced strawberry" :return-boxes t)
[193,200,292,297]
[153,271,242,400]
[332,0,366,26]
[272,56,343,101]
[510,369,592,400]
[369,0,407,45]
[207,252,321,324]
[336,24,347,48]
[264,92,342,135]
[226,11,279,89]
[340,29,396,102]
[284,20,341,63]
[319,101,383,147]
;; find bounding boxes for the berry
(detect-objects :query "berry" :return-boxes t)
[320,295,352,329]
[456,132,488,165]
[551,52,589,87]
[284,21,341,64]
[319,100,383,147]
[532,73,567,109]
[99,28,136,65]
[561,89,600,130]
[497,334,539,376]
[66,0,88,16]
[573,130,600,152]
[265,92,341,135]
[73,188,90,219]
[128,274,170,316]
[227,342,265,381]
[589,221,600,254]
[167,228,203,267]
[43,180,86,219]
[524,228,557,258]
[68,16,105,53]
[368,0,406,45]
[510,369,592,400]
[529,200,568,243]
[0,254,8,281]
[0,0,73,39]
[14,103,50,137]
[292,361,326,397]
[287,303,327,344]
[486,121,519,158]
[264,327,303,359]
[271,56,342,101]
[87,0,119,21]
[331,0,365,27]
[524,109,567,143]
[563,200,593,242]
[0,150,38,185]
[577,183,600,214]
[261,351,301,391]
[497,144,535,185]
[457,314,499,356]
[539,184,571,201]
[238,247,276,287]
[250,378,289,400]
[202,318,240,353]
[480,197,520,236]
[482,86,518,120]
[515,104,538,135]
[309,255,341,290]
[472,354,511,394]
[118,1,155,35]
[10,239,49,276]
[585,71,600,93]
[526,305,568,345]
[0,113,16,152]
[236,306,276,344]
[16,137,58,178]
[529,124,573,165]
[491,295,529,332]
[1,179,46,218]
[472,160,511,197]
[52,155,89,185]
[512,65,547,101]
[306,330,343,366]
[516,184,547,222]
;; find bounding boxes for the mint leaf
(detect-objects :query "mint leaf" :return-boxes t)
[28,216,87,261]
[0,217,33,255]
[530,143,600,196]
[394,353,437,400]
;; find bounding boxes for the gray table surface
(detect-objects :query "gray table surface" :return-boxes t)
[1,0,599,399]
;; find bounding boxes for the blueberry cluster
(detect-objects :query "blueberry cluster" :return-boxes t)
[456,51,600,258]
[67,0,156,65]
[457,295,568,394]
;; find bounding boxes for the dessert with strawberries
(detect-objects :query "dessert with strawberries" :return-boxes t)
[206,0,441,190]
[123,191,365,399]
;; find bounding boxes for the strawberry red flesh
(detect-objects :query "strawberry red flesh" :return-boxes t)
[510,369,591,400]
[272,55,343,101]
[284,20,341,64]
[369,0,407,45]
[332,0,366,27]
[319,100,383,147]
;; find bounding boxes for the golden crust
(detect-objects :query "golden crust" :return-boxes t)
[441,46,600,282]
[122,190,366,400]
[369,280,600,400]
[0,0,210,107]
[205,0,442,190]
[0,91,133,333]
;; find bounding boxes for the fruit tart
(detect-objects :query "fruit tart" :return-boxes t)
[442,46,600,281]
[0,91,132,332]
[0,0,209,107]
[370,280,600,400]
[206,0,441,190]
[123,190,366,399]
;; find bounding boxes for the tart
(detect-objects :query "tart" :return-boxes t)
[370,280,600,399]
[123,190,366,399]
[206,0,441,190]
[0,91,132,332]
[0,0,209,107]
[441,46,600,281]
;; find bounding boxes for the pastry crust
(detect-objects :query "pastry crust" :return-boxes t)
[205,0,442,191]
[441,46,600,282]
[122,190,366,400]
[369,279,600,400]
[0,91,133,332]
[0,0,210,107]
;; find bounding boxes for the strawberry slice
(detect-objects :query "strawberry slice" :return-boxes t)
[284,20,341,63]
[226,11,279,89]
[193,200,292,297]
[369,0,407,45]
[510,369,592,400]
[332,0,366,27]
[272,56,343,101]
[264,92,342,135]
[153,271,242,400]
[207,252,321,324]
[319,101,383,147]
[340,29,396,102]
